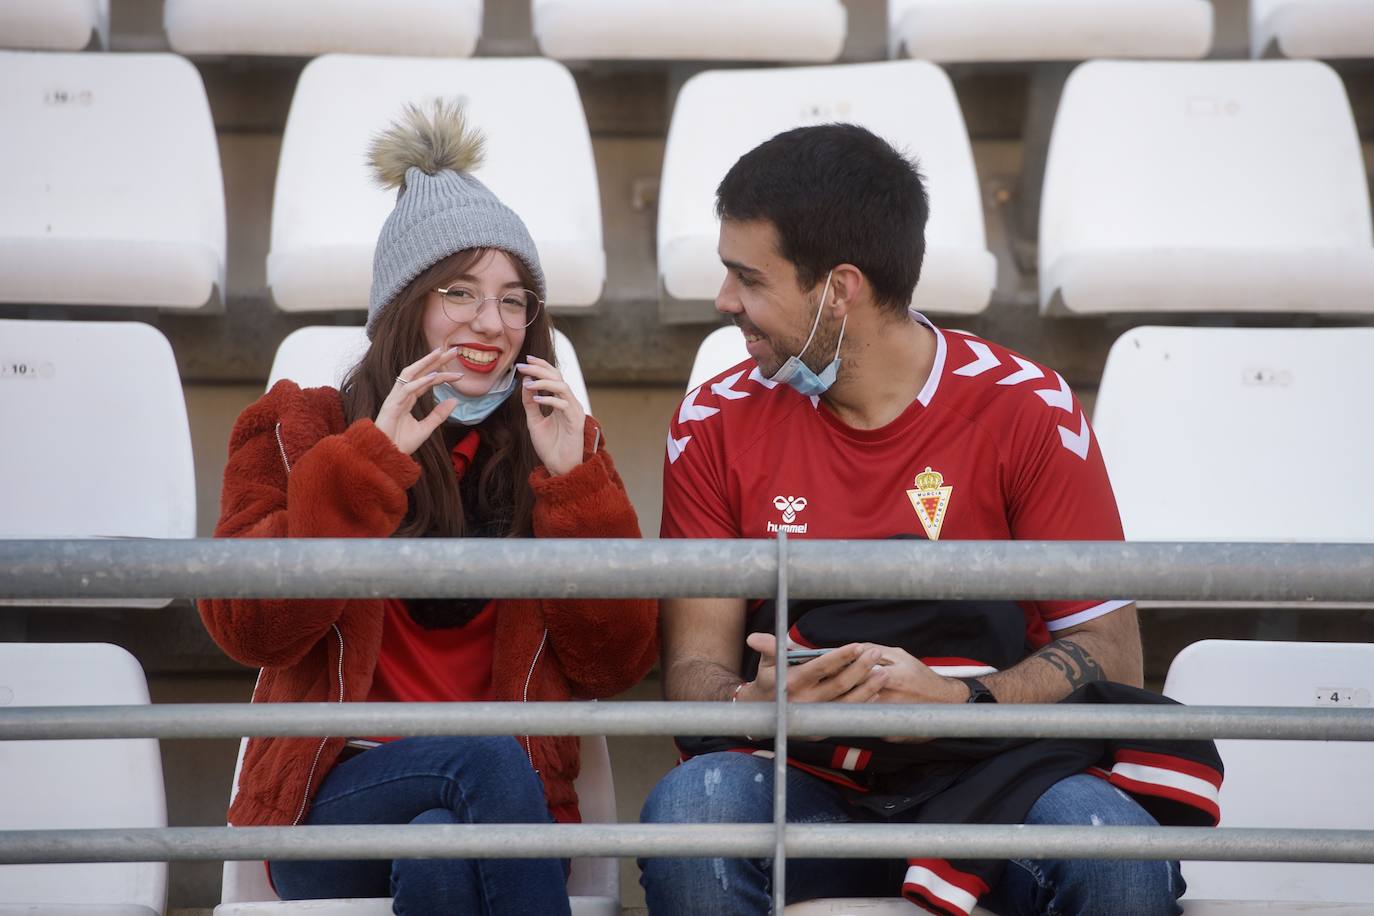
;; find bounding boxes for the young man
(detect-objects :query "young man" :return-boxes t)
[641,125,1191,916]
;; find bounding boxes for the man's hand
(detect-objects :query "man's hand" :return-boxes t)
[737,633,887,704]
[872,646,967,705]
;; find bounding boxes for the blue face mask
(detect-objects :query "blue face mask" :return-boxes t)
[434,366,519,426]
[768,270,847,397]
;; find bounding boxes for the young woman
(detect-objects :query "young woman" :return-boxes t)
[199,101,657,915]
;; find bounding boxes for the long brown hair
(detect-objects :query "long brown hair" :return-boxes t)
[340,248,556,539]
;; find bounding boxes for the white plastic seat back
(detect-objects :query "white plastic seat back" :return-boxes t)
[0,0,107,51]
[0,319,195,543]
[269,55,603,316]
[686,326,749,393]
[0,643,167,915]
[888,0,1211,62]
[0,52,225,311]
[1164,640,1374,903]
[164,0,482,58]
[218,735,619,914]
[659,61,993,320]
[1251,0,1374,59]
[267,325,592,416]
[1093,326,1374,543]
[533,0,846,62]
[1040,60,1374,316]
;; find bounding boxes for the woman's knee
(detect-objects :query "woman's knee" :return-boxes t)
[641,753,774,826]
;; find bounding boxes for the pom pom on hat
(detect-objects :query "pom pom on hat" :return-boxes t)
[368,99,485,191]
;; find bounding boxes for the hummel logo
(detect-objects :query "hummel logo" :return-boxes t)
[768,496,809,534]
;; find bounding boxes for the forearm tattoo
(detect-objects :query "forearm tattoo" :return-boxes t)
[1033,639,1104,691]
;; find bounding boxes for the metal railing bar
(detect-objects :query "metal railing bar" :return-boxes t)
[2,824,1372,865]
[2,540,1372,602]
[773,531,789,915]
[4,702,1372,742]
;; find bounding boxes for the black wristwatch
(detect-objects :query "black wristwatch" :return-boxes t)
[960,676,997,704]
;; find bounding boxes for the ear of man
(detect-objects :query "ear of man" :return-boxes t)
[825,263,867,320]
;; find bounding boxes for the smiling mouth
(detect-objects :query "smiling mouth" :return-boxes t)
[455,345,501,373]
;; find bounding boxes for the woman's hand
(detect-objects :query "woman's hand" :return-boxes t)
[375,346,465,456]
[518,355,586,477]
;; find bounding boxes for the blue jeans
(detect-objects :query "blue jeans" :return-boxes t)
[639,753,1183,916]
[269,736,572,916]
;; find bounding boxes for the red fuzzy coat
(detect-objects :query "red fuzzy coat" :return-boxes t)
[198,380,658,827]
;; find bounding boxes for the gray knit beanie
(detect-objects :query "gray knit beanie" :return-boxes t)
[366,100,545,335]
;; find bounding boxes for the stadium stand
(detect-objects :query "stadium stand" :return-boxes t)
[1251,0,1374,59]
[163,0,483,59]
[887,0,1213,62]
[1164,640,1374,908]
[532,0,847,62]
[268,55,604,315]
[0,318,195,605]
[1039,60,1374,316]
[0,642,167,914]
[0,51,225,311]
[1092,326,1374,544]
[0,0,107,51]
[658,61,994,322]
[266,324,594,415]
[217,735,621,915]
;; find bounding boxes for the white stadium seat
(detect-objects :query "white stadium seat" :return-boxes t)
[532,0,846,62]
[217,735,620,915]
[0,52,225,311]
[1251,0,1374,59]
[0,319,195,606]
[658,61,994,322]
[267,325,593,416]
[269,55,603,315]
[888,0,1211,62]
[0,0,107,51]
[1165,641,1374,907]
[1093,326,1374,544]
[164,0,482,58]
[1040,60,1374,316]
[0,643,167,915]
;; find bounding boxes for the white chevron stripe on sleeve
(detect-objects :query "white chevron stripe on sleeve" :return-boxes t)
[710,370,750,400]
[1035,372,1074,413]
[678,386,720,424]
[1058,412,1091,460]
[748,366,779,389]
[666,433,692,464]
[997,355,1045,387]
[953,340,1000,377]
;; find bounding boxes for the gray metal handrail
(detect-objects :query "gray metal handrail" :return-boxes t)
[2,538,1372,601]
[3,702,1373,741]
[4,534,1374,910]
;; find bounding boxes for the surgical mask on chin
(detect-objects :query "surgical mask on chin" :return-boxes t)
[433,366,518,426]
[768,269,847,397]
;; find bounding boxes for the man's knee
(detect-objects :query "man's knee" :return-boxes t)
[641,753,773,826]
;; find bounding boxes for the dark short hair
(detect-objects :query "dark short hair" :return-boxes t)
[716,123,929,314]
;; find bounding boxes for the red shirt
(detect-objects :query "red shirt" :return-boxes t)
[661,316,1127,648]
[366,429,497,712]
[368,598,497,705]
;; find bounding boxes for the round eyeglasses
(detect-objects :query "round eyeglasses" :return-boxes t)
[432,285,543,330]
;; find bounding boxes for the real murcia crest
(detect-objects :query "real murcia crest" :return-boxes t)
[906,467,953,541]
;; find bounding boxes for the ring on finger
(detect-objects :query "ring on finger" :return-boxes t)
[395,375,411,386]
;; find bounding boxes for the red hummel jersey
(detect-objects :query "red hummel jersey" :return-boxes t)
[661,316,1128,648]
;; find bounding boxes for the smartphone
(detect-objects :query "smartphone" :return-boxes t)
[785,647,833,665]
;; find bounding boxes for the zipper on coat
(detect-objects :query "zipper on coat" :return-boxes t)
[274,422,292,475]
[292,623,345,826]
[521,629,548,774]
